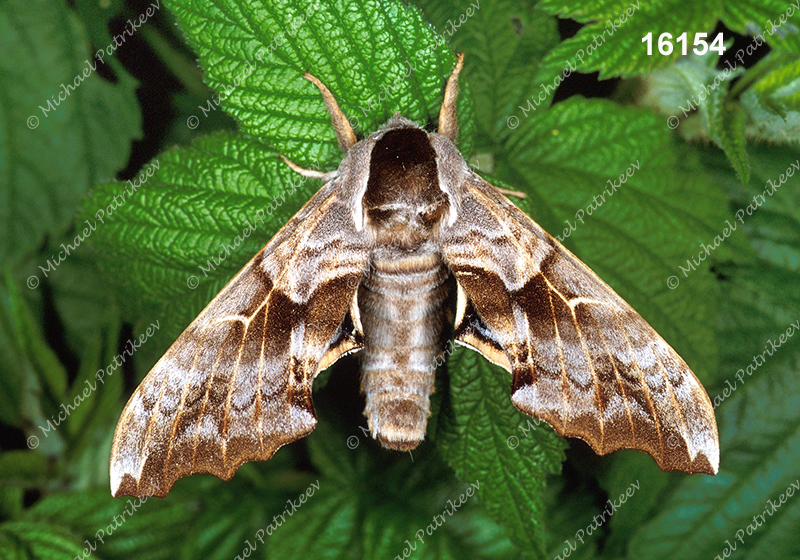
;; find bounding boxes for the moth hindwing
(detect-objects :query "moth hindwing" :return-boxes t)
[110,53,718,498]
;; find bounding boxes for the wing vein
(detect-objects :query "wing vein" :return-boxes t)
[586,306,637,444]
[571,303,605,448]
[162,330,206,485]
[613,307,664,454]
[546,280,570,430]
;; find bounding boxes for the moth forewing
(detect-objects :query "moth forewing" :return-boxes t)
[109,169,372,498]
[435,164,719,474]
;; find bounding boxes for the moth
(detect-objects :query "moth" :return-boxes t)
[110,54,719,498]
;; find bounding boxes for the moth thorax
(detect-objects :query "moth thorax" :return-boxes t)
[363,127,449,248]
[358,241,453,451]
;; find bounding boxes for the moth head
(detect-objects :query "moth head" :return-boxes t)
[358,123,450,247]
[296,54,466,240]
[357,52,464,245]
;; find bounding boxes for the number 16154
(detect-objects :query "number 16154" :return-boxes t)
[642,32,725,56]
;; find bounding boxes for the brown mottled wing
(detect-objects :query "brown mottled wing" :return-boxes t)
[110,179,370,497]
[440,172,719,475]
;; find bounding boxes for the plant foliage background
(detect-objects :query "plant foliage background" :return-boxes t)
[1,0,799,558]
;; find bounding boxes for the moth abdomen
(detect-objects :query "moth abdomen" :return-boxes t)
[358,244,453,450]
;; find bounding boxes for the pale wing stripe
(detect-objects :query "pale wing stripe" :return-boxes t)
[571,304,606,447]
[255,304,267,453]
[189,324,229,470]
[543,282,570,430]
[111,175,373,496]
[481,180,671,457]
[166,190,345,476]
[162,326,207,484]
[221,311,252,469]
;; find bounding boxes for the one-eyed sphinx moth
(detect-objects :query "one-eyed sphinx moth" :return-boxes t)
[110,54,719,498]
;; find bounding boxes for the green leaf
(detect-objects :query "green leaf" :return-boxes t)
[3,272,67,401]
[0,451,48,488]
[713,145,800,373]
[0,487,24,522]
[43,241,118,355]
[22,490,192,560]
[709,99,750,185]
[62,313,125,486]
[636,50,753,182]
[0,287,33,429]
[543,477,605,560]
[72,0,126,48]
[741,89,800,143]
[293,388,526,560]
[437,346,567,556]
[165,0,472,164]
[0,0,141,265]
[164,450,310,560]
[638,49,800,176]
[721,0,800,53]
[637,50,735,125]
[0,522,83,560]
[0,273,67,453]
[178,486,273,560]
[752,56,800,113]
[266,485,359,559]
[740,53,800,143]
[596,451,673,557]
[742,147,800,276]
[628,350,800,560]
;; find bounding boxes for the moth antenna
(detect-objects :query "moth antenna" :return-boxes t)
[280,154,338,182]
[494,186,527,199]
[437,52,465,142]
[304,72,358,153]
